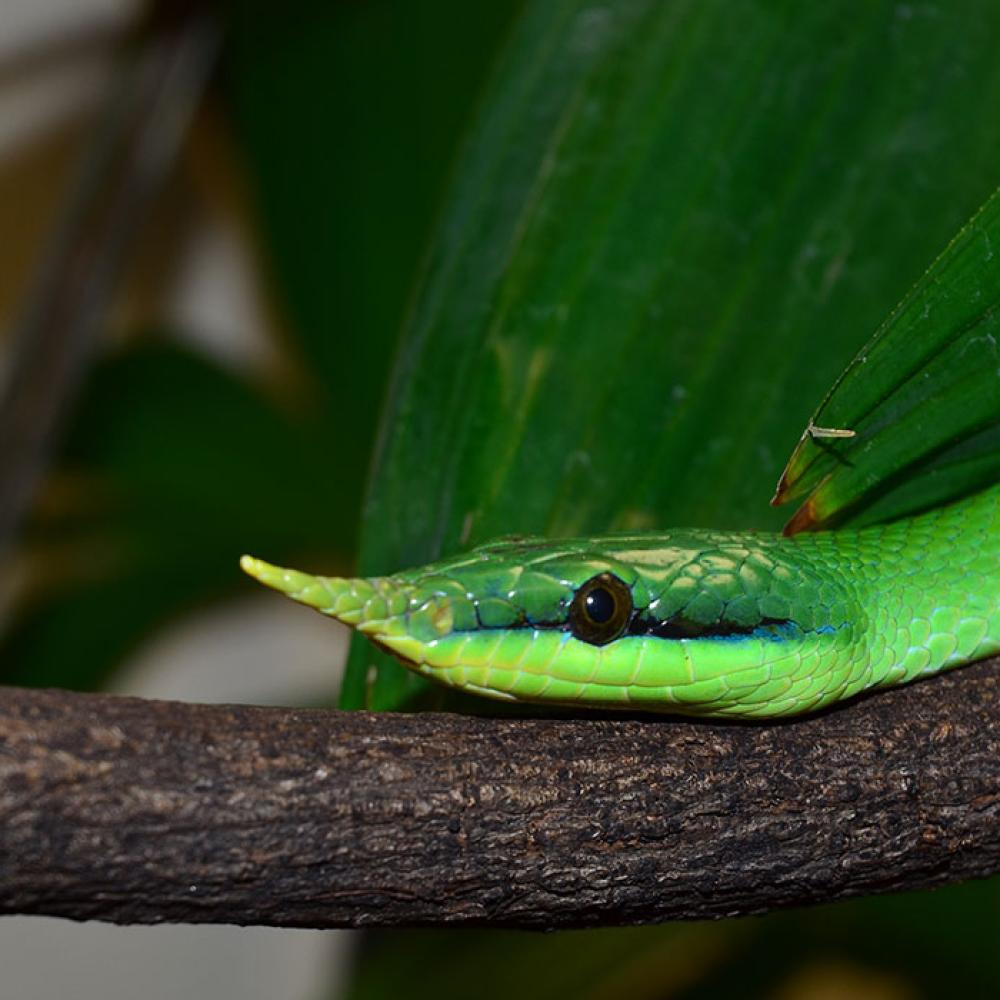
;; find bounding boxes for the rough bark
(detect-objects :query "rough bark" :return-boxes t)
[1,662,999,930]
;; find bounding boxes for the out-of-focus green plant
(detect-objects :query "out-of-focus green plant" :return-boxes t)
[2,0,522,691]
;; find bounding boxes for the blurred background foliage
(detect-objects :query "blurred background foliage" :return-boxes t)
[4,0,1000,997]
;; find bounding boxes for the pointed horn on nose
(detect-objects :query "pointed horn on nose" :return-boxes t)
[239,555,382,627]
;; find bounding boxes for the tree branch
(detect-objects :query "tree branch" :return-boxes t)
[1,661,999,930]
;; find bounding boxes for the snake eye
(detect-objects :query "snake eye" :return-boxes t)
[569,573,632,645]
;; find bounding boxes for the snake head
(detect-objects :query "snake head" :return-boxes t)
[240,542,637,685]
[241,529,859,718]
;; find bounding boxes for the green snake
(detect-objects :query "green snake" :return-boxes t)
[241,481,1000,719]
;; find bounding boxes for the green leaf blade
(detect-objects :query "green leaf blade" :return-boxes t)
[777,187,1000,531]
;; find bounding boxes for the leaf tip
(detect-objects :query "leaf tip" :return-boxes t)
[770,472,791,507]
[782,498,821,536]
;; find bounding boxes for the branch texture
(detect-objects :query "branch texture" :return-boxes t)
[1,663,1000,929]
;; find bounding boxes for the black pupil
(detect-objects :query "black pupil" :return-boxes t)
[585,587,616,624]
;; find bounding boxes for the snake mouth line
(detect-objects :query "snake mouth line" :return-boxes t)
[629,615,798,641]
[374,616,802,656]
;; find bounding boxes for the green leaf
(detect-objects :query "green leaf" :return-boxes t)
[344,0,1000,710]
[775,186,1000,532]
[222,0,523,545]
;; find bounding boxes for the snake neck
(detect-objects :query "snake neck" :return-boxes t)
[818,482,1000,697]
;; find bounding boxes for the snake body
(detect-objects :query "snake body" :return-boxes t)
[242,483,1000,719]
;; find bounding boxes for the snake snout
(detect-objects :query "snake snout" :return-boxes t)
[240,556,385,627]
